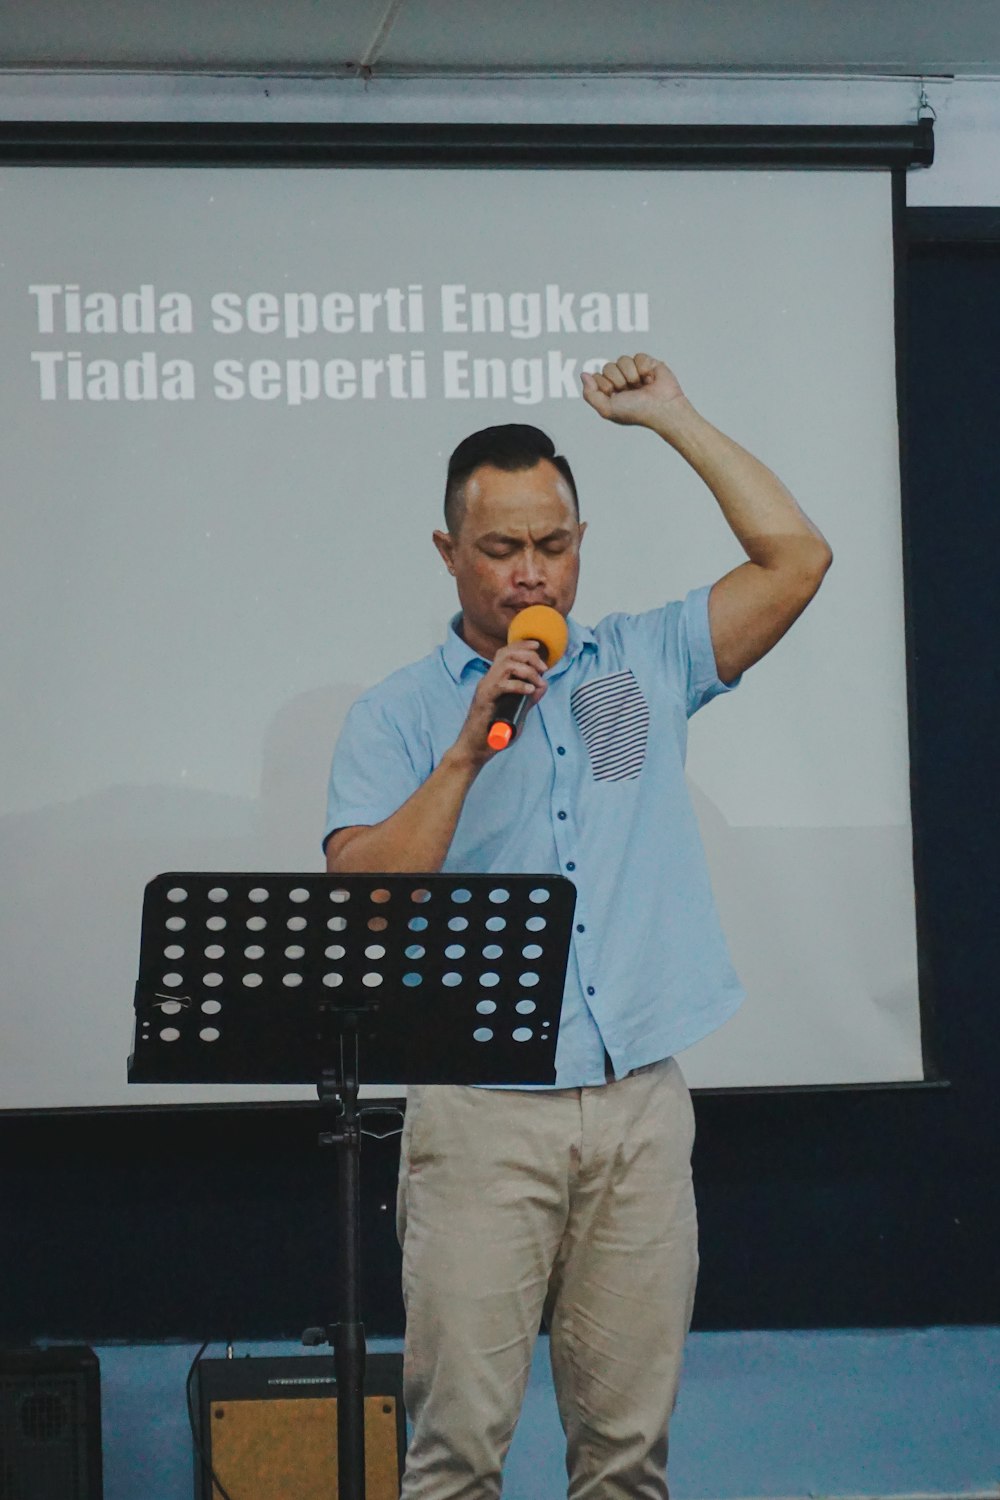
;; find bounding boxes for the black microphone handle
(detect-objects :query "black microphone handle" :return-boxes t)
[490,689,534,737]
[490,638,551,738]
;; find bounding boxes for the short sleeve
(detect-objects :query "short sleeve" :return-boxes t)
[606,583,741,719]
[322,694,424,851]
[674,582,742,716]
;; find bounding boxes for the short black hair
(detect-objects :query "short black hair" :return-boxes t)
[444,424,578,534]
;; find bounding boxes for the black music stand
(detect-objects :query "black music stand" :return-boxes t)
[129,870,575,1500]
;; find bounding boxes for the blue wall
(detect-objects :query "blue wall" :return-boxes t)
[94,1328,999,1499]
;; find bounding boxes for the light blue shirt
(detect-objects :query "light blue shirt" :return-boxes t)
[324,584,745,1086]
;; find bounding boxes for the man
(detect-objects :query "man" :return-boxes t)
[323,352,832,1499]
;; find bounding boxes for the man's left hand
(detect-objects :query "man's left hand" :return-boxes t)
[581,353,687,434]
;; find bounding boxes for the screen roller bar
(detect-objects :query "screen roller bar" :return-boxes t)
[0,120,934,170]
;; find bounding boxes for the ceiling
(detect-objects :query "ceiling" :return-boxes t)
[0,0,997,79]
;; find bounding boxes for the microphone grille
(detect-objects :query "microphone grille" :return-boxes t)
[507,605,569,667]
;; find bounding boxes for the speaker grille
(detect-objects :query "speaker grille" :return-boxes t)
[19,1390,71,1443]
[0,1350,101,1500]
[211,1394,400,1500]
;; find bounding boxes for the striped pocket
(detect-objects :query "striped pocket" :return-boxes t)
[571,669,650,782]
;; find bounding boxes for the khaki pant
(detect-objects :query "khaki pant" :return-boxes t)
[396,1057,698,1500]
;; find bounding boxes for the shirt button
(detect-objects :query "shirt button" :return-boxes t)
[587,986,595,997]
[566,861,576,871]
[557,746,566,755]
[557,810,567,820]
[576,923,585,933]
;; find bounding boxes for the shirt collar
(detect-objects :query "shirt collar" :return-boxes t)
[441,612,597,684]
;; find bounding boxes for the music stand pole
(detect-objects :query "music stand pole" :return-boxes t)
[302,1029,368,1500]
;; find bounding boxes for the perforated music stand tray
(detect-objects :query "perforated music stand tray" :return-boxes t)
[128,870,575,1500]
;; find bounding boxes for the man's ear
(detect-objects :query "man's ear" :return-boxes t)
[432,529,456,575]
[577,520,588,547]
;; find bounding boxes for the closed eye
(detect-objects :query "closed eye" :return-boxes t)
[478,530,573,559]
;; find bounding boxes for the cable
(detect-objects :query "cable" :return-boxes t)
[185,1340,238,1500]
[360,1103,405,1140]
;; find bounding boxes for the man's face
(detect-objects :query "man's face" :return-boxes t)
[433,459,586,660]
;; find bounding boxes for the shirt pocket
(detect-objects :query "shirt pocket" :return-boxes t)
[571,668,650,782]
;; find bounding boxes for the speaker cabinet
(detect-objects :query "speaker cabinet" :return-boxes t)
[193,1352,405,1499]
[0,1346,103,1500]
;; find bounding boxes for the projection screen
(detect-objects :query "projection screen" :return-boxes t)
[0,157,924,1108]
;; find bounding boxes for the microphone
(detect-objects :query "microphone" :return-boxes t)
[487,604,569,751]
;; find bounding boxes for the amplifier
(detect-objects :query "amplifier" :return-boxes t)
[193,1351,406,1500]
[0,1345,103,1500]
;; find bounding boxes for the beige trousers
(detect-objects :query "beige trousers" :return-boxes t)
[396,1057,699,1500]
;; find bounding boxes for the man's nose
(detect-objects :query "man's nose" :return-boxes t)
[512,547,545,587]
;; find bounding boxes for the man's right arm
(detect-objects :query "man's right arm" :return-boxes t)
[325,640,548,875]
[326,745,482,873]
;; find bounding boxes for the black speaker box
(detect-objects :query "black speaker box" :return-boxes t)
[0,1345,103,1500]
[193,1352,406,1499]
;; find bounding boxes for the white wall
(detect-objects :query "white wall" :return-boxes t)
[0,72,997,204]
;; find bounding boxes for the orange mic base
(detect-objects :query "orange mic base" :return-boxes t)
[487,722,514,751]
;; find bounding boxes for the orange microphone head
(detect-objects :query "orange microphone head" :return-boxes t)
[507,604,569,666]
